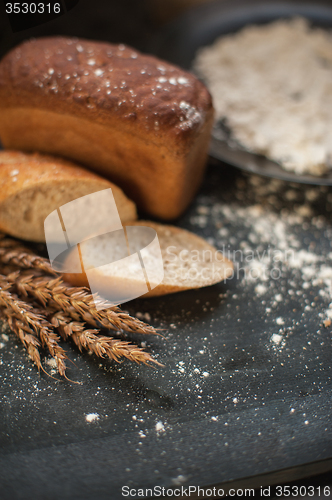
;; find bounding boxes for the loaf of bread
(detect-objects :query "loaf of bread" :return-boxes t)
[0,37,214,220]
[0,150,137,242]
[63,220,233,298]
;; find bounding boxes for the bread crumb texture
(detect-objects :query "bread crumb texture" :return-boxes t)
[64,220,234,297]
[0,150,136,241]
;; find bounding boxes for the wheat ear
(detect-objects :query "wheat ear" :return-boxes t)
[0,236,55,274]
[0,312,43,372]
[0,274,68,376]
[0,236,157,335]
[12,273,157,335]
[50,310,162,366]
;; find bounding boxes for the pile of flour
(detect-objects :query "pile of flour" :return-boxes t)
[194,18,332,175]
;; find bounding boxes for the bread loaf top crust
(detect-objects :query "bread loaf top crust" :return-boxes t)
[0,37,213,144]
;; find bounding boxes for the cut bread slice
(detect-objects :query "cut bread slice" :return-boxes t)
[0,150,137,242]
[63,221,233,299]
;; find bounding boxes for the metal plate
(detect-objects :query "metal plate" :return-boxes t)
[151,0,332,185]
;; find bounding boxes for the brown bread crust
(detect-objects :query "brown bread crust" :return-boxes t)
[0,37,212,142]
[0,37,214,219]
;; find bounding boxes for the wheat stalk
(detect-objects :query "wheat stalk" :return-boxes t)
[0,312,43,372]
[0,236,55,275]
[11,272,157,335]
[0,235,157,335]
[50,310,161,366]
[0,274,68,376]
[0,236,162,376]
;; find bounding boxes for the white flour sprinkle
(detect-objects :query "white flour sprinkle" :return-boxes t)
[46,358,57,368]
[271,334,283,344]
[155,421,165,433]
[194,18,332,175]
[45,358,57,375]
[255,284,267,296]
[85,413,99,423]
[193,173,332,330]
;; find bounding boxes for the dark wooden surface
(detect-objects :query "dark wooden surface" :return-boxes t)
[0,163,331,499]
[0,1,331,498]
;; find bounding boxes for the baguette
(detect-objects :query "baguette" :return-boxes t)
[0,37,214,220]
[63,221,233,298]
[0,150,137,242]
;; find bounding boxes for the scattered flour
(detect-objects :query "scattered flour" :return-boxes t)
[155,421,165,433]
[45,357,57,375]
[135,312,152,322]
[194,18,332,175]
[85,413,100,423]
[191,173,332,329]
[271,334,283,345]
[172,475,187,486]
[46,358,57,369]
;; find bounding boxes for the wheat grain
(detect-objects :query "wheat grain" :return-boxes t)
[0,238,162,376]
[1,313,43,371]
[0,237,55,274]
[51,311,161,366]
[0,274,68,376]
[12,273,157,335]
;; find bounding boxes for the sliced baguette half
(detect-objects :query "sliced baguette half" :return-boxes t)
[0,150,137,242]
[63,220,233,298]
